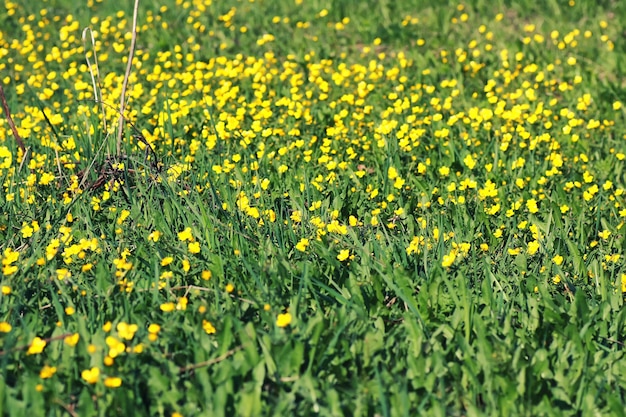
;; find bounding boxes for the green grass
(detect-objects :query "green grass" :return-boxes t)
[1,0,626,415]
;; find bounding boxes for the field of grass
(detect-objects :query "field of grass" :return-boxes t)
[1,0,626,415]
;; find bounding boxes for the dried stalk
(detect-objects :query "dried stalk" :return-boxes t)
[178,345,243,373]
[81,27,107,132]
[116,0,140,155]
[0,84,26,155]
[0,332,74,356]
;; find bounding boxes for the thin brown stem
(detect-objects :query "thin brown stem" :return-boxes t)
[178,345,243,373]
[116,0,140,155]
[52,399,79,417]
[0,84,26,154]
[167,285,256,305]
[82,27,107,133]
[0,332,74,356]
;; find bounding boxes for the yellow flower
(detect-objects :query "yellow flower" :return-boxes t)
[202,320,216,334]
[463,154,476,170]
[2,248,19,276]
[295,238,309,252]
[148,230,161,242]
[225,283,234,293]
[337,249,350,261]
[1,286,11,295]
[21,222,34,238]
[176,297,188,311]
[116,322,138,340]
[441,252,456,268]
[188,241,201,254]
[39,172,55,185]
[393,177,405,189]
[65,306,75,315]
[290,210,302,223]
[56,268,71,280]
[0,322,12,333]
[116,209,131,225]
[276,312,292,328]
[106,336,126,358]
[148,324,161,334]
[161,256,174,266]
[0,146,11,169]
[486,203,500,215]
[39,365,57,379]
[64,333,80,347]
[201,270,212,280]
[27,337,47,355]
[104,377,122,388]
[527,240,540,255]
[160,302,175,312]
[178,227,193,242]
[552,254,564,266]
[81,367,100,384]
[526,198,539,214]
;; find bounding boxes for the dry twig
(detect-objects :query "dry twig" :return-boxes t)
[178,345,244,373]
[0,84,29,171]
[0,332,74,356]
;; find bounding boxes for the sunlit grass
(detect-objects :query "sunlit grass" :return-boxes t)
[1,0,626,415]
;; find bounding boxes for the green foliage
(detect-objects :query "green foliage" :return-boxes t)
[0,0,625,415]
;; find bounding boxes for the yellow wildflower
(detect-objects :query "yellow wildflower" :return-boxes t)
[188,241,201,254]
[116,322,138,340]
[64,333,80,347]
[81,367,100,384]
[337,249,350,261]
[295,238,309,252]
[27,337,47,355]
[104,377,122,388]
[160,302,176,312]
[202,320,216,334]
[276,312,292,328]
[39,365,57,379]
[178,227,193,242]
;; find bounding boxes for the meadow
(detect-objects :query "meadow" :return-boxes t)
[1,0,626,415]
